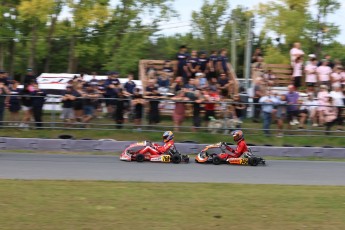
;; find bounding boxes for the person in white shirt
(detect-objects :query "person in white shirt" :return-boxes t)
[290,42,305,65]
[304,58,318,93]
[330,84,344,130]
[316,60,332,88]
[292,56,303,89]
[299,94,319,128]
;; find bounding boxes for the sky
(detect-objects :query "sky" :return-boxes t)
[151,0,345,43]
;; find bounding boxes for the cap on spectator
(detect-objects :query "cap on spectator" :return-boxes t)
[179,45,187,49]
[308,54,316,58]
[27,68,33,72]
[195,73,203,77]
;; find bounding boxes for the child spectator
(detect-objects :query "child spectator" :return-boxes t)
[286,85,299,126]
[317,85,330,126]
[324,96,337,134]
[123,73,136,95]
[331,67,342,89]
[299,94,319,129]
[195,72,208,89]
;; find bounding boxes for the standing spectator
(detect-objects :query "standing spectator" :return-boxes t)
[176,45,189,80]
[0,70,9,86]
[145,80,161,125]
[208,50,218,80]
[317,85,330,126]
[20,83,34,129]
[290,42,304,65]
[104,72,120,116]
[186,50,200,79]
[113,88,126,129]
[286,85,300,126]
[8,80,21,126]
[252,48,263,63]
[305,58,318,94]
[23,68,36,85]
[61,85,76,126]
[252,77,265,123]
[81,83,100,126]
[203,87,220,127]
[198,51,209,75]
[330,84,344,130]
[259,90,278,136]
[233,94,246,125]
[317,60,332,88]
[341,68,345,89]
[191,90,204,132]
[217,48,229,75]
[132,88,144,130]
[89,72,98,85]
[31,83,46,129]
[172,90,189,132]
[324,96,337,135]
[72,83,84,122]
[162,60,174,74]
[124,73,136,95]
[0,82,10,128]
[331,67,342,89]
[292,56,303,89]
[274,93,286,137]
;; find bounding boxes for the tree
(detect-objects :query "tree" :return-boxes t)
[191,0,229,50]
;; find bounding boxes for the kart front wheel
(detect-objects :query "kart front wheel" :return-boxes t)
[248,157,259,166]
[212,156,222,165]
[136,154,145,162]
[171,154,182,164]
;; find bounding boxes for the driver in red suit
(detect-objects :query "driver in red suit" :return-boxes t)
[140,131,175,155]
[224,130,248,158]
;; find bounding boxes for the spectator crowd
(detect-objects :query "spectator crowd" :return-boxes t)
[0,44,344,136]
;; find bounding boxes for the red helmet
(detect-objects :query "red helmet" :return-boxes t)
[232,130,244,142]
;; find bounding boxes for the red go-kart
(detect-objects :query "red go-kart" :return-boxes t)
[195,142,265,166]
[120,141,189,163]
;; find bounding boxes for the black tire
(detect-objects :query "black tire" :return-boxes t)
[248,157,259,166]
[212,156,222,165]
[136,154,145,162]
[182,155,190,163]
[171,154,182,164]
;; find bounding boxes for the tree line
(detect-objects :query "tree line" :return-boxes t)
[0,0,343,79]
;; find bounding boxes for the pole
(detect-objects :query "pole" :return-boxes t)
[231,19,236,73]
[244,18,253,90]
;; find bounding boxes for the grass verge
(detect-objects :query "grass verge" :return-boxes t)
[0,180,344,230]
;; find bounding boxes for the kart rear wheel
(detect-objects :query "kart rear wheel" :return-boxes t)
[212,156,222,165]
[248,157,259,166]
[171,154,182,164]
[136,154,145,162]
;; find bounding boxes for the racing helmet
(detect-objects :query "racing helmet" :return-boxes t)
[163,131,174,143]
[232,130,244,142]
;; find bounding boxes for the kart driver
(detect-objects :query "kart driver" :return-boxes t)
[141,131,175,155]
[224,130,248,158]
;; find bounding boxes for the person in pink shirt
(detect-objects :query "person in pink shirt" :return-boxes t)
[292,56,303,89]
[331,67,342,89]
[316,60,332,88]
[317,85,330,126]
[304,58,318,93]
[341,69,345,89]
[290,42,304,65]
[323,96,338,135]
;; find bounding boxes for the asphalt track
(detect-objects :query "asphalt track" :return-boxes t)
[0,153,344,185]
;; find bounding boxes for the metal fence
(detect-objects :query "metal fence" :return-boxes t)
[0,94,344,137]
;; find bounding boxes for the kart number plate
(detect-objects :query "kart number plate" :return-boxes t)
[162,155,171,162]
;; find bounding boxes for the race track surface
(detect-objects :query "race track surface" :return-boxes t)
[0,153,344,185]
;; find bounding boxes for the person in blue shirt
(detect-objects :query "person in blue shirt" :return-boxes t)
[198,51,209,75]
[123,73,136,95]
[186,50,200,79]
[218,49,229,75]
[259,90,279,136]
[176,45,189,77]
